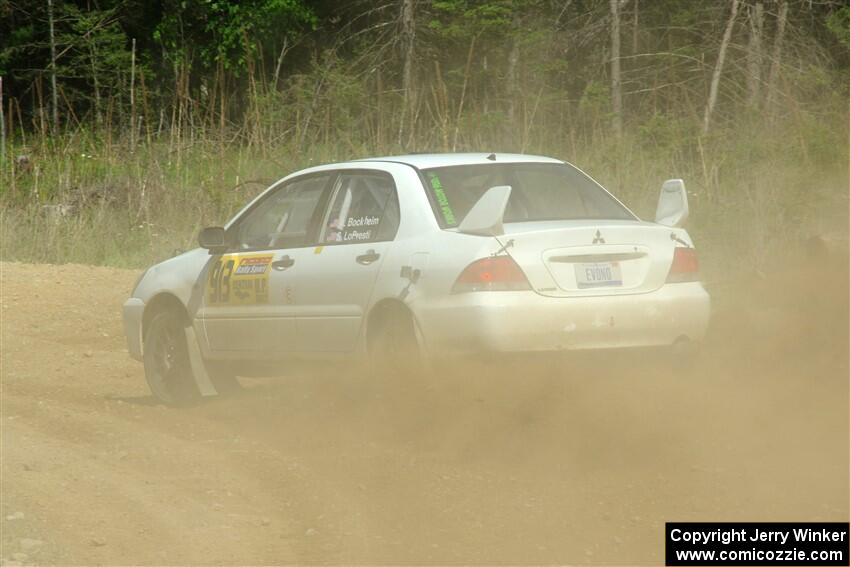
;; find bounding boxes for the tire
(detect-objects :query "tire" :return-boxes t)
[143,310,200,406]
[661,338,701,376]
[671,338,701,366]
[368,305,423,379]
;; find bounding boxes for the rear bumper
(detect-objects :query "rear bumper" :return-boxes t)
[123,298,145,361]
[415,282,710,354]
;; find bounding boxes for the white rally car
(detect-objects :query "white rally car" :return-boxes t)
[123,153,710,404]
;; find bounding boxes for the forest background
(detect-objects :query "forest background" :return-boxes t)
[0,0,848,280]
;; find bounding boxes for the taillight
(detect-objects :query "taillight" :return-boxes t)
[666,247,699,283]
[452,256,532,293]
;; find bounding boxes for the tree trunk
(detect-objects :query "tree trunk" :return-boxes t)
[130,38,136,151]
[398,0,415,148]
[506,16,520,136]
[766,0,788,113]
[610,0,623,138]
[452,33,477,151]
[746,1,764,107]
[47,0,59,133]
[89,43,102,129]
[35,75,46,137]
[376,66,384,150]
[139,63,151,146]
[702,0,739,135]
[432,60,450,151]
[0,76,5,170]
[632,0,639,54]
[298,71,325,150]
[272,37,289,90]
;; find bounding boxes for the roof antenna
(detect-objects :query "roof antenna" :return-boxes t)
[486,153,496,161]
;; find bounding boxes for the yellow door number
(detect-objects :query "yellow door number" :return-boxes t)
[207,254,272,305]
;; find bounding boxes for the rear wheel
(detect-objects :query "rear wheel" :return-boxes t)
[665,337,701,375]
[368,304,423,379]
[143,310,200,406]
[671,337,700,361]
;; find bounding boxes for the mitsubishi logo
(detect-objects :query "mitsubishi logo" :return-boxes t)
[592,230,606,244]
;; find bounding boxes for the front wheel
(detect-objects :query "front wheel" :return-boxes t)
[143,311,200,406]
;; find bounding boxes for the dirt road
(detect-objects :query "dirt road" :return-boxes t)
[1,260,847,565]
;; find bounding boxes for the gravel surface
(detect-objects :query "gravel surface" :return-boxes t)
[1,260,847,565]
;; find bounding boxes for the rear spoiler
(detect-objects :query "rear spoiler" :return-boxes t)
[457,185,512,237]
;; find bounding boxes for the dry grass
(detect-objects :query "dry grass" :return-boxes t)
[0,115,847,281]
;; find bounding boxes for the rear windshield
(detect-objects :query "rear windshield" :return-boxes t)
[421,163,635,228]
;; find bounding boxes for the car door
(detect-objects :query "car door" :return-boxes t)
[200,173,332,354]
[295,170,401,353]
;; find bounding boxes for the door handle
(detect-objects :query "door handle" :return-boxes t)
[272,255,295,270]
[356,249,380,265]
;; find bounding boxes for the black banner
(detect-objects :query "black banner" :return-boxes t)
[666,523,849,566]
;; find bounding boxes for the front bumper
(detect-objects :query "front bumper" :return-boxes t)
[123,298,145,361]
[415,282,710,354]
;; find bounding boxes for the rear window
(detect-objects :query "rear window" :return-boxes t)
[421,163,635,228]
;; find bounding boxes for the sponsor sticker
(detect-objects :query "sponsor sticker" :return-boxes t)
[207,254,272,305]
[428,173,456,225]
[234,256,271,275]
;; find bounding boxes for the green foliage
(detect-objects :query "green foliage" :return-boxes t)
[430,0,513,38]
[59,5,132,111]
[578,80,609,117]
[636,112,694,152]
[0,0,847,278]
[153,0,315,71]
[428,0,548,51]
[0,24,36,76]
[826,7,850,52]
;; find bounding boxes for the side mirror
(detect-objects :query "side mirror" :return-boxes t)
[198,226,228,253]
[655,179,689,227]
[457,185,512,236]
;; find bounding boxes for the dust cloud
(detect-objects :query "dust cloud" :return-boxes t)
[1,249,847,565]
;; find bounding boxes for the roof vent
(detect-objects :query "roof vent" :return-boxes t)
[486,153,496,161]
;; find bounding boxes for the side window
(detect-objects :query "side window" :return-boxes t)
[235,174,329,250]
[320,172,399,244]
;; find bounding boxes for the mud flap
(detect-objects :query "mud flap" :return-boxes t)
[411,312,437,375]
[184,326,219,397]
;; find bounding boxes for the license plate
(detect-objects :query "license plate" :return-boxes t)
[575,262,622,288]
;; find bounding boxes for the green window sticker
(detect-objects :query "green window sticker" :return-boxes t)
[428,174,456,225]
